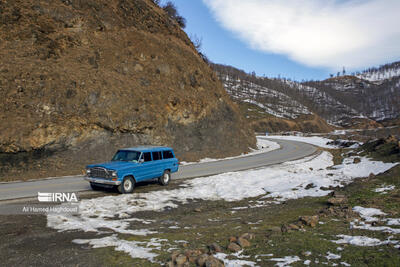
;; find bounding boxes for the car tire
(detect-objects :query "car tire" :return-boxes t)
[90,182,102,191]
[117,176,135,194]
[158,170,171,186]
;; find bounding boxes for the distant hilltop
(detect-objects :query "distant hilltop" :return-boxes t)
[212,60,400,132]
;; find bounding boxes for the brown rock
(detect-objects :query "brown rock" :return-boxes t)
[240,233,255,240]
[299,215,319,227]
[196,254,210,267]
[327,196,348,206]
[288,224,300,230]
[353,157,361,164]
[229,236,237,243]
[305,183,316,189]
[204,256,225,267]
[227,242,241,252]
[194,208,202,212]
[175,254,187,265]
[166,261,174,267]
[209,243,222,253]
[133,64,144,72]
[185,249,202,258]
[237,237,251,248]
[171,251,180,262]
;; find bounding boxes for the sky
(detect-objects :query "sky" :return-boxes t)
[162,0,400,81]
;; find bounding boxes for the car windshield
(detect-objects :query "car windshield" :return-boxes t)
[111,150,141,163]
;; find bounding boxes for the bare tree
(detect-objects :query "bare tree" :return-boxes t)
[190,34,202,51]
[163,1,186,28]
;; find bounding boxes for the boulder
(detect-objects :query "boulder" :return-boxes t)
[237,237,251,248]
[175,254,187,265]
[227,242,241,252]
[208,243,222,253]
[299,216,319,227]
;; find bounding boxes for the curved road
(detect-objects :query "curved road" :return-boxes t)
[0,138,317,201]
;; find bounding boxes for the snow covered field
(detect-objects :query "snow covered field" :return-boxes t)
[46,136,397,263]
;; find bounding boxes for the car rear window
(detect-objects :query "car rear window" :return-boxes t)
[152,151,161,161]
[162,150,174,159]
[143,152,152,162]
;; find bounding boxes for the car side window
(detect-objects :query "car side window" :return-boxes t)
[163,150,173,159]
[152,151,161,161]
[143,152,152,162]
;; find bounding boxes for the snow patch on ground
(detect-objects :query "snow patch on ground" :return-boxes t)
[269,255,300,266]
[374,184,395,194]
[215,252,257,267]
[332,235,397,247]
[350,206,400,235]
[353,206,386,222]
[325,251,341,260]
[180,137,280,165]
[72,235,166,262]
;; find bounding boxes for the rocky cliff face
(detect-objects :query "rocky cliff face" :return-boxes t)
[0,0,255,180]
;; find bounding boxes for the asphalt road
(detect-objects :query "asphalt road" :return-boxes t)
[0,138,317,201]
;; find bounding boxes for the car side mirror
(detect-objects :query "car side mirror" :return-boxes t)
[139,158,144,163]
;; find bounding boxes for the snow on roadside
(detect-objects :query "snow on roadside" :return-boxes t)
[47,151,396,262]
[180,137,280,165]
[266,135,337,148]
[266,135,362,149]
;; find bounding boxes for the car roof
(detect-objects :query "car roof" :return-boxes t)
[119,146,173,152]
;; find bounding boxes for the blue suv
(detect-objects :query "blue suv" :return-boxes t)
[84,146,179,193]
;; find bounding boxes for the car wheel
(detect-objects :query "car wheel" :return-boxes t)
[117,176,135,194]
[90,182,102,191]
[158,170,171,186]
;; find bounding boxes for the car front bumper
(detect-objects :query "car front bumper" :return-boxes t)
[84,176,121,186]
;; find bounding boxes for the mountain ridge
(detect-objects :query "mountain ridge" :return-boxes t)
[212,60,400,131]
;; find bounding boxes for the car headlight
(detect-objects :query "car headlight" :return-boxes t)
[111,171,118,177]
[86,169,91,175]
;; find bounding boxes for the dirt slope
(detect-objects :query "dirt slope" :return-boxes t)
[0,0,255,179]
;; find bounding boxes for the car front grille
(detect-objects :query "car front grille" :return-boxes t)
[89,167,112,179]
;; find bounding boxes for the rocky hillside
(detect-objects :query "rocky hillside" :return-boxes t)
[0,0,255,180]
[306,69,400,122]
[211,64,334,133]
[212,62,400,130]
[356,61,400,82]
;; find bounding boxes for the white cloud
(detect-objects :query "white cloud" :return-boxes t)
[203,0,400,70]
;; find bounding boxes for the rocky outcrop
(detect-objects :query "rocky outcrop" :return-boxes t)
[0,0,255,179]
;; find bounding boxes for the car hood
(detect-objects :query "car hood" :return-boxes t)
[86,161,137,171]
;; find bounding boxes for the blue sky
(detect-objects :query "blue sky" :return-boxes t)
[163,0,400,81]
